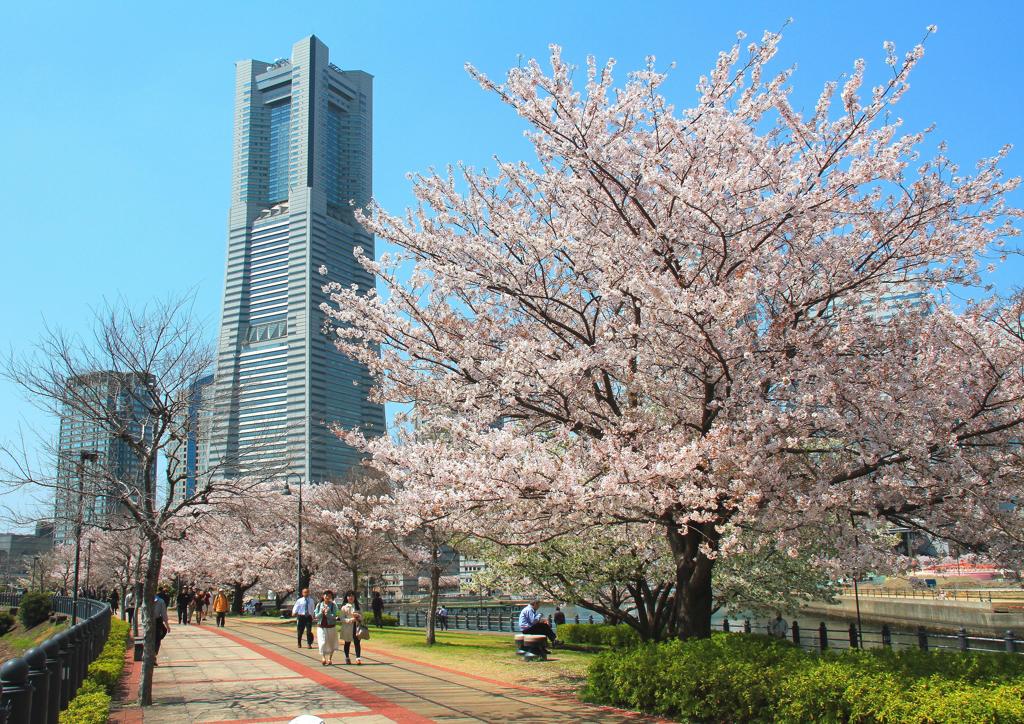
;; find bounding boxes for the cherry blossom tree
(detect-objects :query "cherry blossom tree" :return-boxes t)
[308,474,400,599]
[325,29,1024,640]
[39,543,75,594]
[2,296,278,702]
[163,486,297,612]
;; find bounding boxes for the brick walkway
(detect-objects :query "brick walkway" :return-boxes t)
[112,620,647,723]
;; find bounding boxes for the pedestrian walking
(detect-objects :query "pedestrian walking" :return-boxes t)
[314,590,340,666]
[124,589,135,625]
[292,588,315,648]
[518,599,557,644]
[202,589,212,623]
[340,591,363,665]
[144,594,170,666]
[193,589,208,625]
[371,591,384,628]
[768,613,788,639]
[213,589,230,627]
[177,587,192,626]
[109,589,119,616]
[436,605,449,631]
[552,605,566,633]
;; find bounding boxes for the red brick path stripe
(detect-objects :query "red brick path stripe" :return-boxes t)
[205,711,381,723]
[109,644,143,723]
[238,622,658,722]
[205,625,435,724]
[152,674,304,686]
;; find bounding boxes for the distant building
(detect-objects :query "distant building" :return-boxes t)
[53,372,158,543]
[380,547,461,601]
[861,279,930,323]
[0,523,53,588]
[170,373,215,504]
[210,36,384,482]
[458,557,488,592]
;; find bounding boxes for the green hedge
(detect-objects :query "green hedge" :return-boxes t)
[18,591,51,628]
[59,679,111,724]
[583,633,1024,723]
[0,611,15,636]
[558,623,641,648]
[59,618,130,724]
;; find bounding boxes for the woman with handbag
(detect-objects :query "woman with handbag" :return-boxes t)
[340,590,365,665]
[314,590,340,665]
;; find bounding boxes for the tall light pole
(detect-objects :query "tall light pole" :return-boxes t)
[283,473,304,598]
[72,450,99,623]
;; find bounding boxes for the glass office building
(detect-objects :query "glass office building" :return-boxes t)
[53,372,157,543]
[211,36,384,481]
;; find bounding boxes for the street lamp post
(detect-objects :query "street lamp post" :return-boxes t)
[72,450,99,624]
[283,473,304,598]
[85,540,93,593]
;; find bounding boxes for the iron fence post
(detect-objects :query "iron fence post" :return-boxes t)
[24,647,48,724]
[1006,630,1017,654]
[55,632,71,710]
[881,624,892,648]
[958,628,968,652]
[849,623,859,648]
[818,622,828,652]
[41,639,59,724]
[0,658,33,724]
[917,626,929,651]
[744,619,751,634]
[791,620,800,647]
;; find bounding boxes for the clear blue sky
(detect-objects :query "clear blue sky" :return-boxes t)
[1,1,1022,525]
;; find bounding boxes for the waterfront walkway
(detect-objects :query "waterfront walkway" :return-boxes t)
[113,620,645,723]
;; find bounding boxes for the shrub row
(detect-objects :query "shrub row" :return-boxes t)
[59,617,130,724]
[19,591,51,629]
[557,623,641,648]
[583,633,1024,723]
[0,611,15,636]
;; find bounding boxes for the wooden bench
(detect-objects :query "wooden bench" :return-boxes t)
[514,633,549,661]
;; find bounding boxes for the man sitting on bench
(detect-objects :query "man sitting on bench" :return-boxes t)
[518,599,557,645]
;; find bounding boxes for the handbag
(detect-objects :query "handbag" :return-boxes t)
[356,624,370,640]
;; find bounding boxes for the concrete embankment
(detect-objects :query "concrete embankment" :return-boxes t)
[800,595,1024,635]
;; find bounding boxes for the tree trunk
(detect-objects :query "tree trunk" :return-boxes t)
[425,561,440,646]
[138,535,164,706]
[666,520,718,641]
[232,582,245,614]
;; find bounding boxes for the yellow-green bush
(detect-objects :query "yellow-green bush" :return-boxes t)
[86,618,130,693]
[60,618,130,723]
[557,623,642,648]
[584,633,1024,723]
[59,679,111,724]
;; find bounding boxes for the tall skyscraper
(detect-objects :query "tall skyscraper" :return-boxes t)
[211,36,384,482]
[54,372,157,544]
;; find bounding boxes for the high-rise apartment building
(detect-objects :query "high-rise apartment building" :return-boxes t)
[168,373,214,505]
[211,36,384,482]
[54,372,157,544]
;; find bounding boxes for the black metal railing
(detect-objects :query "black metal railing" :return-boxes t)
[0,593,112,723]
[389,604,1023,657]
[719,615,1023,655]
[392,605,599,632]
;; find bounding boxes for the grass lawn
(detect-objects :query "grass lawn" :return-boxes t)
[0,620,68,663]
[360,626,596,695]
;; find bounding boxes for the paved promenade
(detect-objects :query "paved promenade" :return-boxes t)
[113,620,646,723]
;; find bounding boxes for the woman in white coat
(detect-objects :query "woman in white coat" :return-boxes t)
[339,590,363,665]
[313,590,340,665]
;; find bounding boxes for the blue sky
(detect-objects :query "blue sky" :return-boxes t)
[1,1,1021,524]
